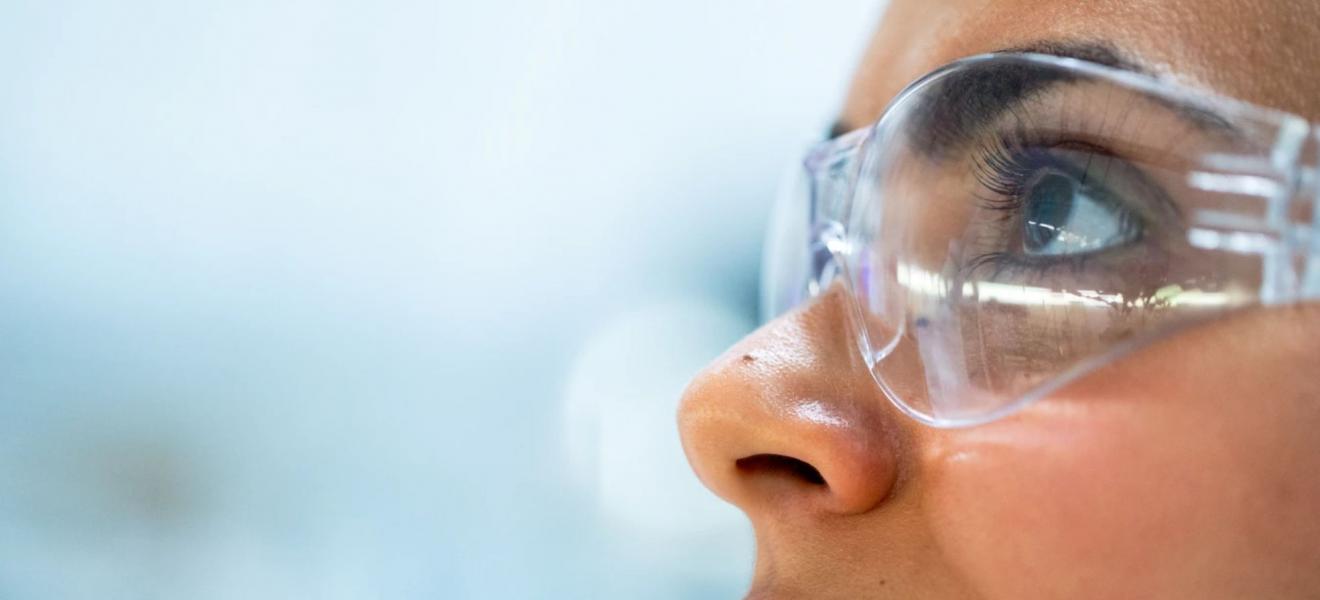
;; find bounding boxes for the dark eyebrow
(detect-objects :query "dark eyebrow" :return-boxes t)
[827,40,1145,142]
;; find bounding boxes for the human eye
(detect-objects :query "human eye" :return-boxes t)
[962,137,1174,281]
[1022,171,1129,256]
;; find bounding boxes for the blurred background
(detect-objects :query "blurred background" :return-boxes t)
[0,1,880,597]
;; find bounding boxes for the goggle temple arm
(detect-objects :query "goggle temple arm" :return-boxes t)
[1185,121,1320,304]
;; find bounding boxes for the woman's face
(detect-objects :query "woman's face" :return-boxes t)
[678,1,1320,598]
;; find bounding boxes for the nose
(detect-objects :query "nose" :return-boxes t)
[678,285,900,518]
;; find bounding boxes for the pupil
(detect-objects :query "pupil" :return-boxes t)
[1024,173,1076,251]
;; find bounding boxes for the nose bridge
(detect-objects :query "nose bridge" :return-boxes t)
[678,285,901,518]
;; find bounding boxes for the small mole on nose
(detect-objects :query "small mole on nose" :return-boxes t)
[741,353,756,364]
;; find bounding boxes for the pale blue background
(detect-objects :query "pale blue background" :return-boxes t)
[0,1,879,597]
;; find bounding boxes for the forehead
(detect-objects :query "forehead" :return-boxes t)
[840,0,1320,130]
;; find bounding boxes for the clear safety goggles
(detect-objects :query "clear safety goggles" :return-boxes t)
[763,53,1320,427]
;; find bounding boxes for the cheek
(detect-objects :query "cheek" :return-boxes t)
[923,411,1164,598]
[918,398,1311,599]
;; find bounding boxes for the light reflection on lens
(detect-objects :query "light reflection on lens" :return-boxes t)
[894,262,1243,309]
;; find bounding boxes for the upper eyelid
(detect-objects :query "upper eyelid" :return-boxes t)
[1051,144,1186,226]
[966,135,1182,217]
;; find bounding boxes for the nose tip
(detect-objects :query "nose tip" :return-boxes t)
[678,287,900,518]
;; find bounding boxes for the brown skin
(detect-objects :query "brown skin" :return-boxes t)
[678,1,1320,598]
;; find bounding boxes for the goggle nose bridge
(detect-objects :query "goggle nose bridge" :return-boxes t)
[806,221,848,298]
[803,129,868,300]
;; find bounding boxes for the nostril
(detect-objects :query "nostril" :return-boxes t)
[735,454,826,486]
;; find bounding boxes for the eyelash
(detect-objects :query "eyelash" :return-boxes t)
[970,133,1109,212]
[972,135,1050,202]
